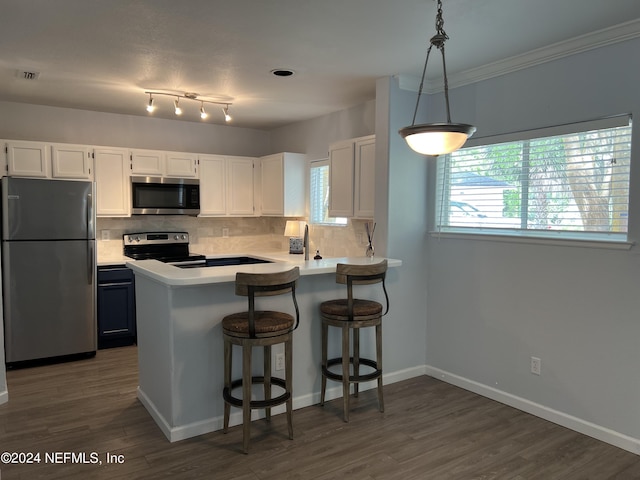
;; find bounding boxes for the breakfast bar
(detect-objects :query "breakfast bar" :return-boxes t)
[127,253,401,442]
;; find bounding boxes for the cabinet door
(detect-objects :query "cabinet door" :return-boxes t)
[354,137,375,218]
[6,140,50,178]
[166,152,198,178]
[51,144,93,180]
[94,147,131,217]
[228,156,255,216]
[328,140,354,217]
[198,154,227,215]
[130,149,164,176]
[97,269,136,349]
[260,154,284,215]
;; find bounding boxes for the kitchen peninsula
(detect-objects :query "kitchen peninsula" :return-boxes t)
[127,253,401,442]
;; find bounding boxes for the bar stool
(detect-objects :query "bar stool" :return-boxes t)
[222,267,300,453]
[320,260,389,422]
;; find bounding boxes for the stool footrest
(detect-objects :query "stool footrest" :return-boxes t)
[223,376,290,409]
[322,357,382,383]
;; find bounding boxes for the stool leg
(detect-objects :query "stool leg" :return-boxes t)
[242,341,252,454]
[353,327,360,398]
[342,324,350,422]
[320,320,328,406]
[264,345,272,422]
[285,336,293,440]
[223,338,231,433]
[376,322,384,413]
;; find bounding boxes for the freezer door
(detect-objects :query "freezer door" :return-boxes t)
[2,177,95,241]
[3,239,96,363]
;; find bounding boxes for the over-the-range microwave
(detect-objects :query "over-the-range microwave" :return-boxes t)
[131,176,200,215]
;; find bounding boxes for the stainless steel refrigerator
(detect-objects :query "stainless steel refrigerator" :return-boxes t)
[2,177,96,365]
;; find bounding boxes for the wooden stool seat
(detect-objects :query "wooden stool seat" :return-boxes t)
[222,267,300,454]
[320,260,389,422]
[222,311,294,338]
[320,299,383,319]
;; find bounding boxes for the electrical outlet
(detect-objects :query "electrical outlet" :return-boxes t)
[222,228,229,238]
[275,353,285,371]
[530,356,541,375]
[101,230,110,241]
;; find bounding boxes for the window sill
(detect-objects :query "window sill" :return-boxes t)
[429,230,634,250]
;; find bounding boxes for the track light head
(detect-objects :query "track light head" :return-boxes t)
[223,105,232,122]
[174,98,182,115]
[200,102,208,119]
[146,94,155,113]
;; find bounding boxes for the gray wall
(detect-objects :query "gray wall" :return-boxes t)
[425,36,640,445]
[0,101,271,157]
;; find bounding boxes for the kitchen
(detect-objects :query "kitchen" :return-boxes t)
[3,0,640,477]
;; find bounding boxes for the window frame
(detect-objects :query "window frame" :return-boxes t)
[309,158,348,227]
[432,115,634,249]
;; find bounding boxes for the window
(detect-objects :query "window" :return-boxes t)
[435,117,632,242]
[310,159,347,225]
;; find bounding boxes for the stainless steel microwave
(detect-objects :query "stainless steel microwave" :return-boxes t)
[131,176,200,215]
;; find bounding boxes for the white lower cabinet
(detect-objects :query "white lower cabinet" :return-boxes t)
[328,134,375,218]
[199,155,255,216]
[94,147,131,217]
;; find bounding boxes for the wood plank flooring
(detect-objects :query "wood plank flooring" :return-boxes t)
[1,345,639,479]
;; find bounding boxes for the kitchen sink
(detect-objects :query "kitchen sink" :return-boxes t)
[176,256,273,269]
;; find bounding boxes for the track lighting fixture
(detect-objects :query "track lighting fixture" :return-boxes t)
[146,93,155,113]
[398,0,475,156]
[144,91,234,122]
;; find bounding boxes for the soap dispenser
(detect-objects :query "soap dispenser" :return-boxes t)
[314,250,322,260]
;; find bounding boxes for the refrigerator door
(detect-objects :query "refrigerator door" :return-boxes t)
[2,177,94,241]
[3,239,96,363]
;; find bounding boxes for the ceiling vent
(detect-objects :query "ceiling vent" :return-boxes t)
[17,70,40,80]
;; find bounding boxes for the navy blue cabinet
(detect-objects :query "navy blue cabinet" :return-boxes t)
[97,265,136,349]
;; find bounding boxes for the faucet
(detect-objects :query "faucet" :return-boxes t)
[303,224,309,260]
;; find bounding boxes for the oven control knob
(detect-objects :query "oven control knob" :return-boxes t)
[181,234,186,240]
[174,235,179,240]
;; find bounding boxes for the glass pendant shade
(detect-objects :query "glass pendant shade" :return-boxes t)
[400,123,476,155]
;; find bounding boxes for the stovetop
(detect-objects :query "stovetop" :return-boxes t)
[123,231,205,263]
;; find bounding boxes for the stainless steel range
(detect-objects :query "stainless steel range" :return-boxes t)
[123,232,206,265]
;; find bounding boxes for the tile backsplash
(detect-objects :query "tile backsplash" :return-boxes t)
[97,216,373,259]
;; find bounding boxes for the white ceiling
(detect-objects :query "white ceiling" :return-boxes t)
[1,0,640,130]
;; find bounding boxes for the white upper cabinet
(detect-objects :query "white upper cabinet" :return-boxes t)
[199,155,255,217]
[94,147,131,217]
[328,135,375,218]
[353,136,376,218]
[6,140,50,178]
[130,149,164,176]
[198,154,227,215]
[260,152,306,217]
[227,156,256,216]
[328,140,354,217]
[165,152,198,178]
[51,143,93,180]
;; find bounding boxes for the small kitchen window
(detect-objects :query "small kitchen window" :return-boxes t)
[310,159,347,226]
[435,116,633,243]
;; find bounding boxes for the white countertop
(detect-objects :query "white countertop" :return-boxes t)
[126,252,402,286]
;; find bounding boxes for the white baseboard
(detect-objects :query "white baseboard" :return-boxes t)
[0,388,8,405]
[137,365,426,443]
[424,365,640,455]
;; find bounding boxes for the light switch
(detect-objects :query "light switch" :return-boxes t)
[101,230,110,240]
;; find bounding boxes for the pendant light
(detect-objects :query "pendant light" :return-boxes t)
[399,0,475,156]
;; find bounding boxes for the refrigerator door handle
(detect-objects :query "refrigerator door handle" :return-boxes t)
[88,242,94,285]
[86,191,94,238]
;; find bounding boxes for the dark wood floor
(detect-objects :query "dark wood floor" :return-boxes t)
[1,346,639,479]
